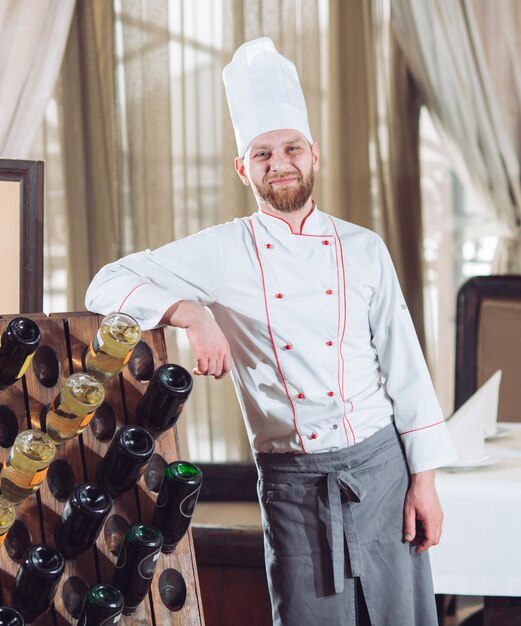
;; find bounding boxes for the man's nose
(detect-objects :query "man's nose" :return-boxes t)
[269,150,293,171]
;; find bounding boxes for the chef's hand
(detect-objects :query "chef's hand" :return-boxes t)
[403,470,443,553]
[161,301,232,380]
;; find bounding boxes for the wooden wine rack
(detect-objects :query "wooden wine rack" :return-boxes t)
[0,313,205,626]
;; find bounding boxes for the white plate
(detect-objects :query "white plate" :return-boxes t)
[440,456,498,473]
[485,425,510,440]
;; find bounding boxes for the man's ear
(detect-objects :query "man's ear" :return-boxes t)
[311,142,320,172]
[235,157,251,186]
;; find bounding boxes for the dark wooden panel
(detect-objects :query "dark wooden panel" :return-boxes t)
[195,462,258,502]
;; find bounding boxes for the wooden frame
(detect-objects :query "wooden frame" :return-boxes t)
[0,159,44,313]
[455,274,521,411]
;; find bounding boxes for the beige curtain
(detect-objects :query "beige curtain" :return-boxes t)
[392,0,521,272]
[0,0,75,157]
[60,0,120,309]
[328,0,426,346]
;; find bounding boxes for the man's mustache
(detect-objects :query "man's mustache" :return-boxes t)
[264,172,303,184]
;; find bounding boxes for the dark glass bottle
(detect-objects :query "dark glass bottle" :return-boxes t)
[136,364,193,433]
[153,461,203,554]
[77,584,124,626]
[0,607,24,625]
[0,318,41,390]
[13,544,65,623]
[112,523,163,615]
[96,426,155,498]
[55,483,112,559]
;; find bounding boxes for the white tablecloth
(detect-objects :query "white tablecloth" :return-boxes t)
[431,423,521,597]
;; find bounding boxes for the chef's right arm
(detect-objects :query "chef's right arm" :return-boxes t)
[85,227,232,378]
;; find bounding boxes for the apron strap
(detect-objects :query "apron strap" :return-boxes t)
[326,471,367,593]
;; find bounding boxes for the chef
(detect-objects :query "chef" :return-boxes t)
[86,37,456,626]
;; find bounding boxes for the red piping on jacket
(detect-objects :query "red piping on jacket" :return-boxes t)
[330,216,356,444]
[118,283,148,312]
[400,420,446,435]
[259,204,329,237]
[249,219,307,453]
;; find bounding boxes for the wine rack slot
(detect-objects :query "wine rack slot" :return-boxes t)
[0,314,205,625]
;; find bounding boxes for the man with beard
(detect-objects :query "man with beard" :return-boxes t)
[86,38,455,625]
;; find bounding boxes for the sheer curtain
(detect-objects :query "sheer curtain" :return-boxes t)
[0,0,75,157]
[392,0,521,273]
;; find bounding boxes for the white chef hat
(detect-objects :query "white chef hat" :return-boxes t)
[223,37,313,158]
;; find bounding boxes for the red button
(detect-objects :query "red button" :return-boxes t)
[297,393,304,399]
[327,391,335,397]
[326,289,334,295]
[326,340,333,346]
[322,240,330,246]
[284,344,292,350]
[266,243,273,249]
[276,293,284,299]
[311,432,317,439]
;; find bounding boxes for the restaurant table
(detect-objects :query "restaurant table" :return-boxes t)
[431,422,521,598]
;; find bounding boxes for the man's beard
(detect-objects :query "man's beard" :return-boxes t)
[254,167,314,213]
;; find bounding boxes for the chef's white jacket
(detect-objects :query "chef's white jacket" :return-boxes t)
[86,206,456,473]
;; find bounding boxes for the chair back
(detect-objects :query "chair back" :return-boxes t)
[456,275,521,422]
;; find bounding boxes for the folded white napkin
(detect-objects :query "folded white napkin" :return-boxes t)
[446,370,502,465]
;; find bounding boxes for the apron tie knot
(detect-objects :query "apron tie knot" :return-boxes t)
[327,470,366,593]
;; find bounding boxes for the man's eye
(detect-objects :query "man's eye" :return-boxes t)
[287,146,300,152]
[255,152,270,158]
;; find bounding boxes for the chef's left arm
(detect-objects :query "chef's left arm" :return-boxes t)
[368,235,456,551]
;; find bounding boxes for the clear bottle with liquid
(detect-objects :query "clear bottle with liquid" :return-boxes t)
[0,317,41,390]
[43,373,105,444]
[0,430,55,505]
[0,496,15,545]
[85,313,141,383]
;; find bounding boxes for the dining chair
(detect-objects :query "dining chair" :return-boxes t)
[455,274,521,423]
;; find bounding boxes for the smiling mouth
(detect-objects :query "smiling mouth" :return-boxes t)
[269,177,299,186]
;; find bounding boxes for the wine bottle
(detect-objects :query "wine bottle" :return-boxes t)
[0,317,41,390]
[0,496,15,545]
[153,461,202,553]
[77,584,123,625]
[85,313,141,382]
[96,425,155,498]
[136,364,193,433]
[12,544,65,623]
[112,523,163,615]
[0,430,55,505]
[43,373,105,444]
[55,483,112,560]
[0,607,24,625]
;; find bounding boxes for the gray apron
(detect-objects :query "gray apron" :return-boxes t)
[255,424,438,626]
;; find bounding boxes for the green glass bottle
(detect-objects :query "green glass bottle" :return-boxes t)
[153,461,203,553]
[77,584,124,625]
[0,607,24,625]
[13,544,65,623]
[0,317,41,390]
[112,523,163,615]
